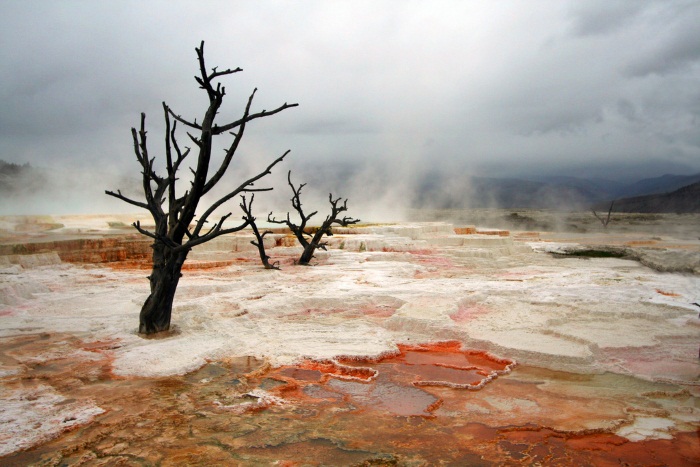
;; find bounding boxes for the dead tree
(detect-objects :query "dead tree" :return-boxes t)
[240,194,279,270]
[106,41,297,334]
[269,171,359,265]
[592,200,615,229]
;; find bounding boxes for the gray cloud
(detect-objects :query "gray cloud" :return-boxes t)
[290,116,379,136]
[1,0,699,216]
[624,3,700,77]
[567,0,652,36]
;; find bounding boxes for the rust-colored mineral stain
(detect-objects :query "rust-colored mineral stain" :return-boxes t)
[327,377,441,417]
[454,226,477,235]
[398,344,510,371]
[625,240,659,246]
[376,343,513,389]
[277,367,324,382]
[359,305,396,318]
[449,304,491,323]
[476,229,510,236]
[295,359,378,381]
[415,255,455,268]
[361,341,513,372]
[267,342,515,416]
[655,288,681,297]
[2,335,698,466]
[407,364,487,387]
[490,426,700,466]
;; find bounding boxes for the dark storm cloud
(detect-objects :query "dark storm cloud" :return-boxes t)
[0,0,699,210]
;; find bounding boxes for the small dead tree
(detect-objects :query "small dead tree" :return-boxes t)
[269,171,360,265]
[592,200,615,229]
[106,41,297,334]
[240,194,279,270]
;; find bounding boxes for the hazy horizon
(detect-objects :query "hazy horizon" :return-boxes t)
[2,157,698,218]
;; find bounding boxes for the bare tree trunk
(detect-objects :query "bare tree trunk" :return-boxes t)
[139,244,189,334]
[269,171,359,265]
[298,242,317,265]
[250,224,278,269]
[592,200,615,229]
[106,41,297,334]
[241,194,279,269]
[298,229,326,265]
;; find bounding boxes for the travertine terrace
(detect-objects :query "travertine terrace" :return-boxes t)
[0,213,698,465]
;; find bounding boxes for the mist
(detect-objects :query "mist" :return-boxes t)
[1,1,700,218]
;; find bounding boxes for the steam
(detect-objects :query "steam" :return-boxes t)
[0,163,141,216]
[1,155,696,233]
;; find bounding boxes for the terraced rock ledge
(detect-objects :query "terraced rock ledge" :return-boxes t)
[1,214,698,465]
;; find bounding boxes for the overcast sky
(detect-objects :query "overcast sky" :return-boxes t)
[2,0,699,194]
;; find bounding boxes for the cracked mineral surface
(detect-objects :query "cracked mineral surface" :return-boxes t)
[0,213,698,465]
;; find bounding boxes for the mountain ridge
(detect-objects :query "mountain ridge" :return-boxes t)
[595,181,700,214]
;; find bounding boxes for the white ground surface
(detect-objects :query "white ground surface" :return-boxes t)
[1,218,699,452]
[1,221,698,377]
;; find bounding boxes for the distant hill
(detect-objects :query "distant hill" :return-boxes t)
[528,175,621,200]
[530,172,700,200]
[614,173,700,198]
[600,182,700,213]
[415,174,601,210]
[416,170,700,212]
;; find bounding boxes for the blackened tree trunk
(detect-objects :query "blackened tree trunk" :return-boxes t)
[139,245,189,334]
[592,200,615,229]
[298,224,328,265]
[240,194,279,270]
[269,171,359,265]
[297,241,317,265]
[106,41,297,334]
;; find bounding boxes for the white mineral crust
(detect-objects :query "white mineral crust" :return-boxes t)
[1,219,699,447]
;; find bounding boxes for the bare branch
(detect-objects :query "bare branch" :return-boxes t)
[179,219,249,251]
[269,171,359,265]
[187,132,202,147]
[193,150,291,237]
[166,107,202,131]
[208,65,242,81]
[106,40,298,333]
[131,221,159,240]
[132,220,158,240]
[241,194,280,269]
[202,89,257,195]
[213,102,300,135]
[592,200,615,228]
[105,190,149,210]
